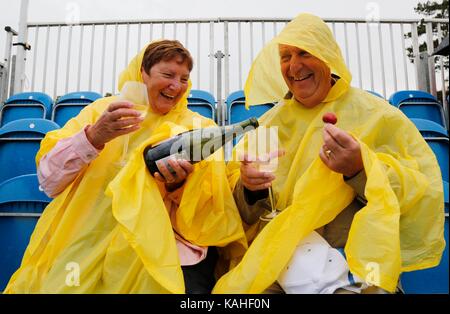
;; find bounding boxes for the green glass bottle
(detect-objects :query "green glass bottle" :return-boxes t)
[143,117,259,176]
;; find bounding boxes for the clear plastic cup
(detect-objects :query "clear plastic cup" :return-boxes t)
[116,81,149,166]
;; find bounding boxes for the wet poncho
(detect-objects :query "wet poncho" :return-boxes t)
[213,13,445,293]
[5,42,246,294]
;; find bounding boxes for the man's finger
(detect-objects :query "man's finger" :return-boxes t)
[324,124,355,148]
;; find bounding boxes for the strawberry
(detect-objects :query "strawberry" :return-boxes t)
[322,112,337,125]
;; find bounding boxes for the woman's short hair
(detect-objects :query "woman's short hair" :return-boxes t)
[141,40,193,74]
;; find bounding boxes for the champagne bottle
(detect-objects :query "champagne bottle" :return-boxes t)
[144,117,259,176]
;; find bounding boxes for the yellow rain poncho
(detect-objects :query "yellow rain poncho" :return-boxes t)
[5,42,246,293]
[213,13,445,293]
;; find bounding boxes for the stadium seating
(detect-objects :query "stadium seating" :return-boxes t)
[0,173,52,291]
[0,92,53,127]
[410,118,449,182]
[187,89,216,120]
[400,217,449,294]
[0,118,60,183]
[226,90,274,125]
[52,91,102,127]
[389,90,446,128]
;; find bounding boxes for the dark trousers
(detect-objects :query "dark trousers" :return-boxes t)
[181,247,218,294]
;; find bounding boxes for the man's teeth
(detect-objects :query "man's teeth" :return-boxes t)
[294,74,312,81]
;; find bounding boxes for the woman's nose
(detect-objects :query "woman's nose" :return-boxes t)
[168,79,182,91]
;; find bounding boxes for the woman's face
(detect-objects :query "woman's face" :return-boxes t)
[141,56,190,115]
[279,44,332,108]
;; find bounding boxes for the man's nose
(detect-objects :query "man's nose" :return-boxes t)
[289,55,304,74]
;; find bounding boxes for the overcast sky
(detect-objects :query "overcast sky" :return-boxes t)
[0,0,423,53]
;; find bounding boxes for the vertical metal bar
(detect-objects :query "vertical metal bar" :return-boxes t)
[173,22,177,39]
[137,23,142,53]
[343,23,349,67]
[273,21,276,37]
[355,23,363,88]
[2,26,17,101]
[411,22,420,89]
[13,0,29,94]
[31,27,39,91]
[366,23,375,91]
[53,26,61,99]
[162,22,165,38]
[112,24,118,94]
[250,22,254,63]
[209,21,215,94]
[215,51,225,126]
[185,22,189,47]
[77,25,84,91]
[261,21,265,45]
[400,23,409,89]
[125,23,130,68]
[224,21,230,102]
[426,22,437,96]
[100,24,107,95]
[149,23,153,40]
[197,22,201,88]
[332,22,336,36]
[65,24,73,94]
[389,23,398,91]
[42,26,50,92]
[378,23,386,97]
[437,23,448,127]
[238,22,242,89]
[88,24,95,91]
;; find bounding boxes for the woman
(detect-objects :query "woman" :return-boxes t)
[213,13,445,294]
[4,40,246,294]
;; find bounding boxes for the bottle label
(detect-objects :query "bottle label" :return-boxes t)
[155,150,189,176]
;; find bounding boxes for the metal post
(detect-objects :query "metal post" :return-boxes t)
[1,26,18,103]
[417,51,431,92]
[214,50,225,126]
[426,22,437,96]
[13,0,29,94]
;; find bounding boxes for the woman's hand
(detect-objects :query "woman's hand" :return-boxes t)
[319,123,364,178]
[154,158,194,190]
[86,102,144,149]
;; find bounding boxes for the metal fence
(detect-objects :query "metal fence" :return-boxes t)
[2,17,449,105]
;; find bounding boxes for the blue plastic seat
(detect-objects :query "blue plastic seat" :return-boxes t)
[0,92,53,127]
[444,181,449,214]
[389,90,438,106]
[389,90,446,127]
[0,118,60,183]
[52,91,102,127]
[0,174,51,291]
[226,90,275,125]
[410,118,449,182]
[400,217,449,294]
[410,118,448,138]
[187,90,216,120]
[426,138,449,182]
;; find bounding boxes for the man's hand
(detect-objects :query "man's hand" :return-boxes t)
[319,123,364,178]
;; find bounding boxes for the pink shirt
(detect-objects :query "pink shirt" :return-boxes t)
[37,126,207,266]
